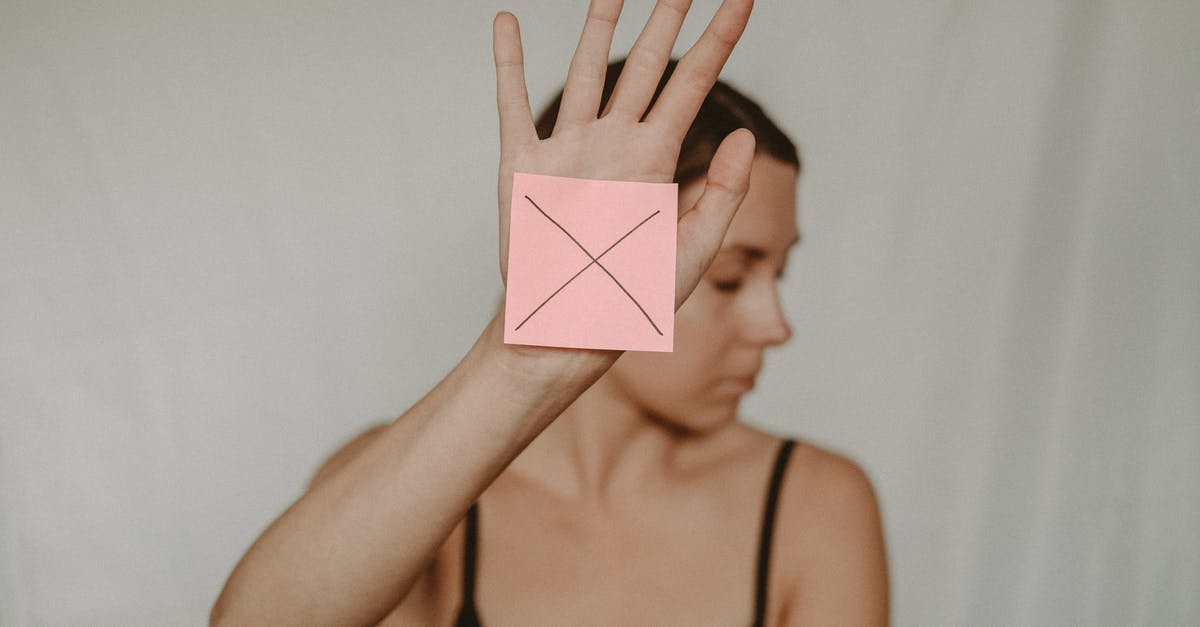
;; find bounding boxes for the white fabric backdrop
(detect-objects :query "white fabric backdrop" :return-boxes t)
[1,1,1196,625]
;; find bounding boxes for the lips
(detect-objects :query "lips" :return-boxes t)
[715,376,756,395]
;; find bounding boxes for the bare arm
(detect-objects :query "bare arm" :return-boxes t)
[783,454,890,626]
[210,0,758,624]
[305,422,389,491]
[211,315,616,626]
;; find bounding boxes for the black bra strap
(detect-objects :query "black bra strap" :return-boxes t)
[459,440,798,627]
[753,438,797,627]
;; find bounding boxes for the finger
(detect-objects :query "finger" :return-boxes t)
[600,0,692,121]
[674,128,755,308]
[493,12,537,154]
[644,0,753,141]
[554,0,624,132]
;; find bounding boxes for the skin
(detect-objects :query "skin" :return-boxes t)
[212,0,888,625]
[309,155,890,626]
[509,153,801,509]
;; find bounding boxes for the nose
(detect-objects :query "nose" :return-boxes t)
[743,280,792,347]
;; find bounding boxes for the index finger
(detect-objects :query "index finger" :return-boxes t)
[642,0,753,141]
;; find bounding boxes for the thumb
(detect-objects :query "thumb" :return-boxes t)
[674,128,756,309]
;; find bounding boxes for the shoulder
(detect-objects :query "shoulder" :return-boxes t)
[726,424,884,570]
[731,424,881,507]
[776,440,889,625]
[788,442,881,518]
[307,422,391,490]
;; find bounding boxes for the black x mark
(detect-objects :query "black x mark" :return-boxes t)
[513,194,663,335]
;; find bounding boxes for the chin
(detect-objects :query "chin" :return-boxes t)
[650,402,741,437]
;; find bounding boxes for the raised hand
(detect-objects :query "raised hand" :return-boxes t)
[492,0,756,310]
[208,6,760,625]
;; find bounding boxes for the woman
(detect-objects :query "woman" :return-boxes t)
[211,1,888,625]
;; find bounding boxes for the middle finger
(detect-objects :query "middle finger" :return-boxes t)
[555,0,625,132]
[600,0,693,121]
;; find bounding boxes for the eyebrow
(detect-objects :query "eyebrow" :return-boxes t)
[721,234,802,261]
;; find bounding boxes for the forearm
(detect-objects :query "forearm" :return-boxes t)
[211,313,616,626]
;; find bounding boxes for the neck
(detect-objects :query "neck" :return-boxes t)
[509,371,685,512]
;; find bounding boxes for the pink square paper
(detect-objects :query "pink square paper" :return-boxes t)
[504,172,677,352]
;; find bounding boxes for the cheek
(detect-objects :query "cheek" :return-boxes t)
[671,311,723,371]
[608,291,733,409]
[610,344,705,404]
[674,284,737,352]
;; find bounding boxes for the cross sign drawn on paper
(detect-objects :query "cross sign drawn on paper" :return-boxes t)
[513,194,662,335]
[503,172,677,352]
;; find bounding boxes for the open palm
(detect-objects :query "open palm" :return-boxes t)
[492,0,757,310]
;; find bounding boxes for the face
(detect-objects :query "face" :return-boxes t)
[604,153,800,433]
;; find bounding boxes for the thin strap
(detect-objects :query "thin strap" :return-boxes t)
[457,501,480,621]
[752,438,797,627]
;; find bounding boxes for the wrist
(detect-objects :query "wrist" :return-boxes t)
[475,307,620,390]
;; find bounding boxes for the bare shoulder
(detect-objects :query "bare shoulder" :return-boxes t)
[788,442,881,516]
[306,411,450,492]
[305,415,431,492]
[306,422,390,490]
[777,440,890,625]
[731,426,882,549]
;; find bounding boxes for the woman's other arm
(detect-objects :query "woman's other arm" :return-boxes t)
[782,451,890,626]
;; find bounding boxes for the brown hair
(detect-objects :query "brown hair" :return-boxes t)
[534,56,801,186]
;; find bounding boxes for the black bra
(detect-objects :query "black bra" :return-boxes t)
[453,438,798,627]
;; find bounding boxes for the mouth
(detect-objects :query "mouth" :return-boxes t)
[714,376,756,395]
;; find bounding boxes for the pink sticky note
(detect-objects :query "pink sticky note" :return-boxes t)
[504,172,677,352]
